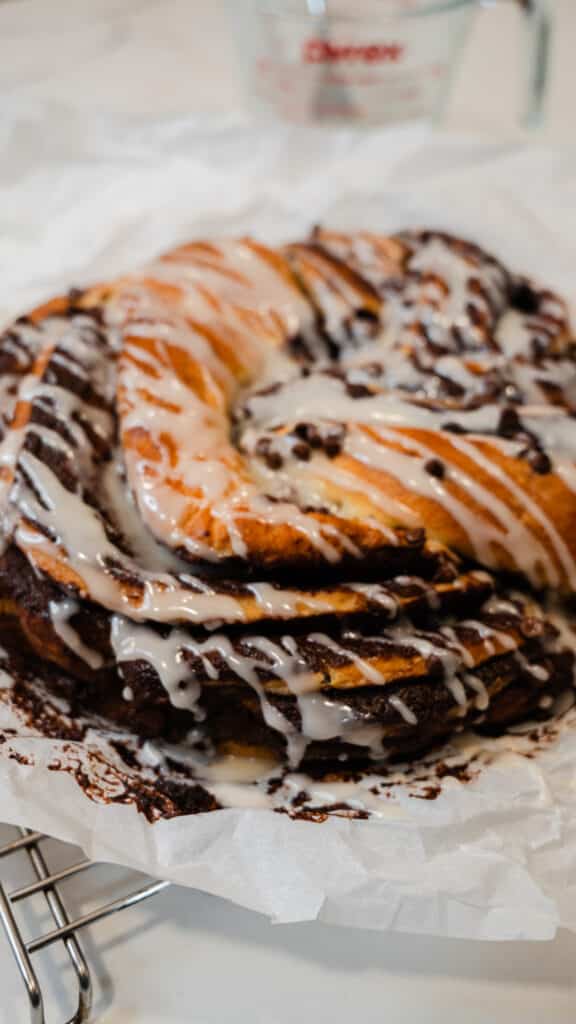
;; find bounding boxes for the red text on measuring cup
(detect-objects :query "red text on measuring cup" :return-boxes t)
[303,39,405,64]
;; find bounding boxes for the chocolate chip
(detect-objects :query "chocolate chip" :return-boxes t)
[511,280,540,315]
[442,421,467,435]
[325,439,342,458]
[498,406,522,438]
[324,427,346,459]
[265,451,283,470]
[355,308,379,323]
[291,790,309,808]
[424,458,446,480]
[255,437,284,470]
[292,442,311,462]
[527,449,552,475]
[306,425,322,449]
[345,382,373,400]
[293,423,322,448]
[435,373,466,400]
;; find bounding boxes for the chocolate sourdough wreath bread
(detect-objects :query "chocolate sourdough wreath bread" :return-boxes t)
[0,228,574,768]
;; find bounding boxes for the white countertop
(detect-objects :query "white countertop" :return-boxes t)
[1,825,576,1024]
[0,2,575,1022]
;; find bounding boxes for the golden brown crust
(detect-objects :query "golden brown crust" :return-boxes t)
[322,427,576,588]
[105,231,576,584]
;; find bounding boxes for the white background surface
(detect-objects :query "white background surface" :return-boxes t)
[0,0,573,138]
[0,1,576,1021]
[2,824,576,1024]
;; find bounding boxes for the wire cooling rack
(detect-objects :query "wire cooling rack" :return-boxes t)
[0,826,170,1024]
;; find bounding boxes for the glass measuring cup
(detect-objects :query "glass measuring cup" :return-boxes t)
[230,0,551,127]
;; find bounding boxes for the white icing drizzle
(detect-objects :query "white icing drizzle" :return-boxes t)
[346,582,399,616]
[13,449,401,627]
[110,617,303,758]
[0,315,114,519]
[306,632,386,685]
[5,230,576,616]
[244,397,576,587]
[347,426,563,585]
[462,673,490,711]
[448,433,576,589]
[297,694,358,740]
[141,239,314,341]
[105,597,546,766]
[100,454,190,574]
[114,239,378,565]
[110,617,199,712]
[556,460,576,495]
[49,599,103,670]
[407,236,508,324]
[514,653,550,683]
[388,695,418,726]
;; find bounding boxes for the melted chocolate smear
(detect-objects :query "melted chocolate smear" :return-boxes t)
[0,644,571,824]
[4,669,220,823]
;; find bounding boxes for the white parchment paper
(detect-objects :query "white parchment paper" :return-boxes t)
[1,105,576,938]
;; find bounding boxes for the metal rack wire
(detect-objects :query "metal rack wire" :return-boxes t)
[0,826,170,1024]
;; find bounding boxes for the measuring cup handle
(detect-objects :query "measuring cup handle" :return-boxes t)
[518,0,549,126]
[515,0,551,127]
[476,1,551,127]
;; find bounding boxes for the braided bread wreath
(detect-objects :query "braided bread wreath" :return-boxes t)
[0,227,575,779]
